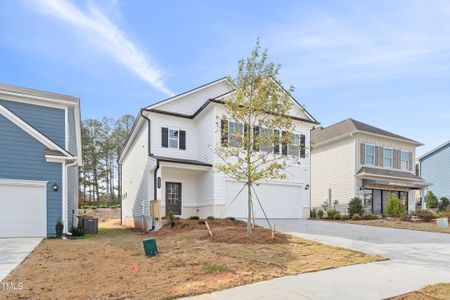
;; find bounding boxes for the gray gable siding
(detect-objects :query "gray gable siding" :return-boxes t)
[420,144,450,198]
[0,99,65,149]
[0,114,62,237]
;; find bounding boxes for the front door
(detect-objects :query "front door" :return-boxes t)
[166,182,182,215]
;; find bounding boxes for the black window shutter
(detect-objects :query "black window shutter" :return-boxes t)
[220,119,228,147]
[161,127,168,148]
[253,126,260,151]
[179,130,186,150]
[300,134,306,158]
[281,131,288,155]
[274,130,280,154]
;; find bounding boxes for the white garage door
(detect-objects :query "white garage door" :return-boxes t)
[0,180,47,237]
[224,181,306,218]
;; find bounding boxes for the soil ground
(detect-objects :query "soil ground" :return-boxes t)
[2,218,383,300]
[391,283,450,300]
[343,218,450,234]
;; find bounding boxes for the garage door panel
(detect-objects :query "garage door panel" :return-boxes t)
[224,181,305,218]
[0,181,47,237]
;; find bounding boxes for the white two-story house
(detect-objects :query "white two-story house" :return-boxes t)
[118,77,318,229]
[311,118,428,214]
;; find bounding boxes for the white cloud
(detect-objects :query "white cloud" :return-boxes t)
[31,0,173,96]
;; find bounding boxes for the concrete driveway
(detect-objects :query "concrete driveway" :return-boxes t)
[0,238,42,281]
[186,220,450,300]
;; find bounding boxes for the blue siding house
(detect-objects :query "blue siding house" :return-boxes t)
[418,141,450,202]
[0,83,82,237]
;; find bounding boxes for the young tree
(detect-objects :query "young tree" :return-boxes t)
[216,40,301,235]
[425,190,439,209]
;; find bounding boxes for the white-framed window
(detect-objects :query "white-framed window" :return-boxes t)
[169,128,179,149]
[260,127,273,153]
[384,148,393,168]
[401,151,409,170]
[228,121,243,148]
[288,133,300,157]
[365,144,375,165]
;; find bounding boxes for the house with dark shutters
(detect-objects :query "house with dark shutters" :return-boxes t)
[311,118,428,214]
[118,77,318,230]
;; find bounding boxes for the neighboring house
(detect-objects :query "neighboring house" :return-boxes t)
[311,118,428,214]
[418,140,450,202]
[0,84,82,237]
[119,77,318,230]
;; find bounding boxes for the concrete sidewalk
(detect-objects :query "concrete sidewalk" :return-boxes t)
[184,220,450,300]
[0,238,42,281]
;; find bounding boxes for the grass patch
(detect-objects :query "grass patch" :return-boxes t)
[1,219,383,300]
[343,219,450,234]
[390,282,450,299]
[202,263,230,273]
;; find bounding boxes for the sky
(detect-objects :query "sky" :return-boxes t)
[0,0,449,156]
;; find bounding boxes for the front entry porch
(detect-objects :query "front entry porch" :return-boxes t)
[153,156,213,219]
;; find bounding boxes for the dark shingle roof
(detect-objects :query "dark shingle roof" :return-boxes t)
[0,83,79,103]
[357,167,421,180]
[311,118,422,145]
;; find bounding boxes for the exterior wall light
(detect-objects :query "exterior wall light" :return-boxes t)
[52,183,59,192]
[305,184,310,190]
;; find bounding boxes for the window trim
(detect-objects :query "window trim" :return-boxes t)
[400,150,410,171]
[383,147,393,168]
[228,121,244,148]
[365,144,375,165]
[168,127,180,149]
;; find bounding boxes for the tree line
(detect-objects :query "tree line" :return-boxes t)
[80,115,135,204]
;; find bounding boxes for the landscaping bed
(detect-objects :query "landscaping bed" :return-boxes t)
[2,218,383,300]
[344,218,450,234]
[390,282,450,299]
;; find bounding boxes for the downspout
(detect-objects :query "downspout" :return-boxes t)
[141,111,156,231]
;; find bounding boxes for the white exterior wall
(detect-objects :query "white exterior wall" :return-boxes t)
[213,103,313,217]
[121,122,154,227]
[355,133,417,175]
[151,80,231,115]
[311,136,356,210]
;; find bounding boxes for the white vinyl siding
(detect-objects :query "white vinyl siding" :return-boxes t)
[311,136,356,209]
[121,123,153,224]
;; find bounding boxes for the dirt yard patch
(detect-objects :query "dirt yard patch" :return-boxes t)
[390,282,450,299]
[344,219,450,234]
[2,219,384,300]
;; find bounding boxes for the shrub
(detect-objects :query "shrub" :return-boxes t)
[226,217,236,221]
[168,211,177,228]
[436,211,450,219]
[425,191,439,209]
[352,213,362,221]
[310,208,317,219]
[363,213,377,220]
[348,197,364,217]
[384,193,405,217]
[198,219,206,225]
[206,216,215,220]
[189,216,200,220]
[416,209,436,222]
[438,197,450,212]
[327,210,337,219]
[400,212,414,222]
[55,218,64,238]
[317,210,324,219]
[334,212,341,220]
[202,264,229,273]
[340,214,350,221]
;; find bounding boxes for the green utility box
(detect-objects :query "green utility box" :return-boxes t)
[143,238,158,256]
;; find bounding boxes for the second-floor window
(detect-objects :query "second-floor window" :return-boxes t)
[365,144,375,165]
[401,151,409,170]
[169,129,179,148]
[384,148,393,168]
[228,121,244,148]
[288,133,300,156]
